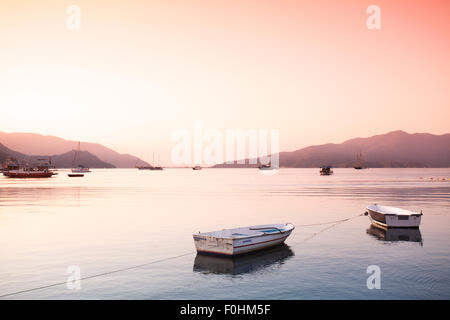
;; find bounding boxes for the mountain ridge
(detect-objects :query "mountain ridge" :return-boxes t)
[0,131,149,168]
[214,130,450,168]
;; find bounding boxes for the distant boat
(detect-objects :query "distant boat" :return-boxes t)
[150,153,163,170]
[354,151,364,169]
[136,165,163,170]
[71,165,90,173]
[193,223,295,256]
[192,166,202,170]
[3,158,55,178]
[258,164,273,170]
[4,169,54,178]
[320,165,333,175]
[70,142,90,174]
[68,173,84,177]
[365,204,423,228]
[136,153,164,170]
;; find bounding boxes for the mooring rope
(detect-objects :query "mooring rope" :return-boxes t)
[0,213,364,298]
[293,213,365,228]
[295,213,365,243]
[0,252,194,298]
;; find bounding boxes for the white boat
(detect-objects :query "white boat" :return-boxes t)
[71,165,90,173]
[193,223,295,256]
[365,204,422,228]
[70,142,91,174]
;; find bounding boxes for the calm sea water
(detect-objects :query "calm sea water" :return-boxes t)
[1,168,450,300]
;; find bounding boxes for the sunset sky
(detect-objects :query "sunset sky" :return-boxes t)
[1,0,449,163]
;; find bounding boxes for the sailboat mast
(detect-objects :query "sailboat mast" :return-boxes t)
[72,142,79,168]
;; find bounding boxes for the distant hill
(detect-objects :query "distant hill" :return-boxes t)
[0,143,114,168]
[0,131,149,168]
[214,131,450,168]
[0,143,26,161]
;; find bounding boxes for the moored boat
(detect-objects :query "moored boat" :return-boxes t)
[320,165,333,175]
[3,158,55,178]
[258,164,273,170]
[137,165,163,170]
[149,153,163,170]
[4,168,54,178]
[71,165,91,173]
[70,142,91,173]
[354,151,364,169]
[192,166,202,170]
[68,173,84,177]
[365,204,422,228]
[193,223,295,256]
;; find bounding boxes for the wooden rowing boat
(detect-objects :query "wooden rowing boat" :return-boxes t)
[193,223,295,256]
[366,204,422,228]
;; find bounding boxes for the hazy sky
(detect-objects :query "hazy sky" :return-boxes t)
[1,0,449,163]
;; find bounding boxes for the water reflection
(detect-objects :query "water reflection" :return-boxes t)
[193,244,294,276]
[366,224,423,244]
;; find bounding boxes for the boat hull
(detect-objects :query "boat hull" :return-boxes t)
[68,173,84,177]
[3,171,54,178]
[259,167,274,170]
[366,206,422,228]
[193,224,294,256]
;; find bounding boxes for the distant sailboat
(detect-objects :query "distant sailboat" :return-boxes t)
[354,151,363,169]
[150,153,163,170]
[136,152,163,170]
[70,142,90,174]
[258,164,273,170]
[136,158,153,170]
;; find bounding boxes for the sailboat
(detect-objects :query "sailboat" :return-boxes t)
[136,153,163,170]
[150,153,163,170]
[70,142,91,175]
[354,151,363,169]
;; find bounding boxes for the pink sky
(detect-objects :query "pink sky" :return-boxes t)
[0,0,449,163]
